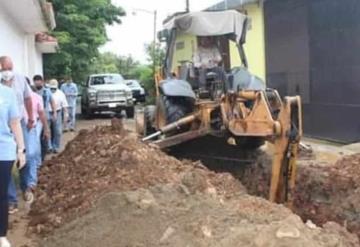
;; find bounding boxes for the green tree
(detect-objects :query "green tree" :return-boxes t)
[88,52,139,77]
[116,55,139,77]
[135,42,165,103]
[145,42,166,70]
[44,0,125,82]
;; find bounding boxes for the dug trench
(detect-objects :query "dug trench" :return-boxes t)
[169,136,360,241]
[27,120,360,246]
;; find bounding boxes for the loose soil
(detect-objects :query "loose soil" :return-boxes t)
[26,119,360,246]
[227,150,360,240]
[40,184,358,247]
[29,119,244,235]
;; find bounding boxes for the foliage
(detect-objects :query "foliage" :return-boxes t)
[138,42,166,104]
[145,42,166,69]
[43,0,125,82]
[89,52,139,76]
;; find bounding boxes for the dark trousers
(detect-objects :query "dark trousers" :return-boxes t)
[0,161,14,237]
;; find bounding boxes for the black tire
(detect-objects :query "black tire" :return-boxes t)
[144,105,156,136]
[81,105,93,119]
[160,96,193,124]
[126,107,135,119]
[236,137,265,150]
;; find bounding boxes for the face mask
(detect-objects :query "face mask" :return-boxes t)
[1,70,14,81]
[50,88,57,93]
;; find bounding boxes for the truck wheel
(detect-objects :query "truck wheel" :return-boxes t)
[126,107,135,119]
[144,105,156,136]
[81,105,93,119]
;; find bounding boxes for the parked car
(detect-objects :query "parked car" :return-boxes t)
[81,73,135,118]
[125,79,146,103]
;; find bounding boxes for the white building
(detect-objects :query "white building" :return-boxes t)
[0,0,57,78]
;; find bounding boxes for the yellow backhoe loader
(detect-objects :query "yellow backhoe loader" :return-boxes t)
[136,10,302,206]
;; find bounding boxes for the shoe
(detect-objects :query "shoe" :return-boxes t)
[0,237,11,247]
[8,204,18,215]
[70,128,75,132]
[53,150,59,154]
[63,129,69,133]
[47,149,53,154]
[23,189,34,204]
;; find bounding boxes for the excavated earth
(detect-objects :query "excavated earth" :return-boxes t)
[29,119,360,246]
[231,149,360,241]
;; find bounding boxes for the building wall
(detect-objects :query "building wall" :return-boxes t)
[265,0,360,143]
[0,8,27,73]
[0,8,44,78]
[230,3,266,81]
[170,4,266,81]
[26,35,44,77]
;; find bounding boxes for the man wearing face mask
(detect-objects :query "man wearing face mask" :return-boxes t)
[33,75,57,160]
[48,79,68,154]
[0,56,33,214]
[60,76,78,132]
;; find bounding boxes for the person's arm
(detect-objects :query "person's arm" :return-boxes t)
[10,119,25,168]
[62,93,69,124]
[37,97,50,140]
[213,47,222,64]
[39,109,50,140]
[50,92,57,121]
[73,84,78,97]
[9,92,25,168]
[193,50,202,68]
[23,81,34,129]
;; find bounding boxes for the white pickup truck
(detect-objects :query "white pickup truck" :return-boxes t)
[81,73,135,118]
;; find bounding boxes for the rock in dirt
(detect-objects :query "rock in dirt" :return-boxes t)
[39,184,358,247]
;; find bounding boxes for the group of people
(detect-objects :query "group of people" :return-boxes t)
[0,56,78,247]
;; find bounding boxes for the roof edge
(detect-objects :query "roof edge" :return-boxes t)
[207,0,262,11]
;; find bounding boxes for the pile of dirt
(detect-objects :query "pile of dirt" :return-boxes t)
[40,184,358,247]
[29,119,245,234]
[295,154,360,238]
[233,151,360,240]
[29,120,360,246]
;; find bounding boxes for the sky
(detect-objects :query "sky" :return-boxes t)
[100,0,221,63]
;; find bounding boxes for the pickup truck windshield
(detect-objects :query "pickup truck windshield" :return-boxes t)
[90,75,124,85]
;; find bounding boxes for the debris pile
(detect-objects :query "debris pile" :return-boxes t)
[29,120,360,246]
[295,154,360,238]
[231,151,360,240]
[40,184,358,247]
[29,120,244,234]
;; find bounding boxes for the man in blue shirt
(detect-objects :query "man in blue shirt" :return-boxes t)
[60,77,78,132]
[0,82,26,247]
[1,56,33,214]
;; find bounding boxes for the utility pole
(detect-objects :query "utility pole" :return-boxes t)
[153,10,157,75]
[186,0,190,12]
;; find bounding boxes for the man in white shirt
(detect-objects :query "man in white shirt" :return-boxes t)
[192,36,224,89]
[193,36,222,69]
[48,79,68,153]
